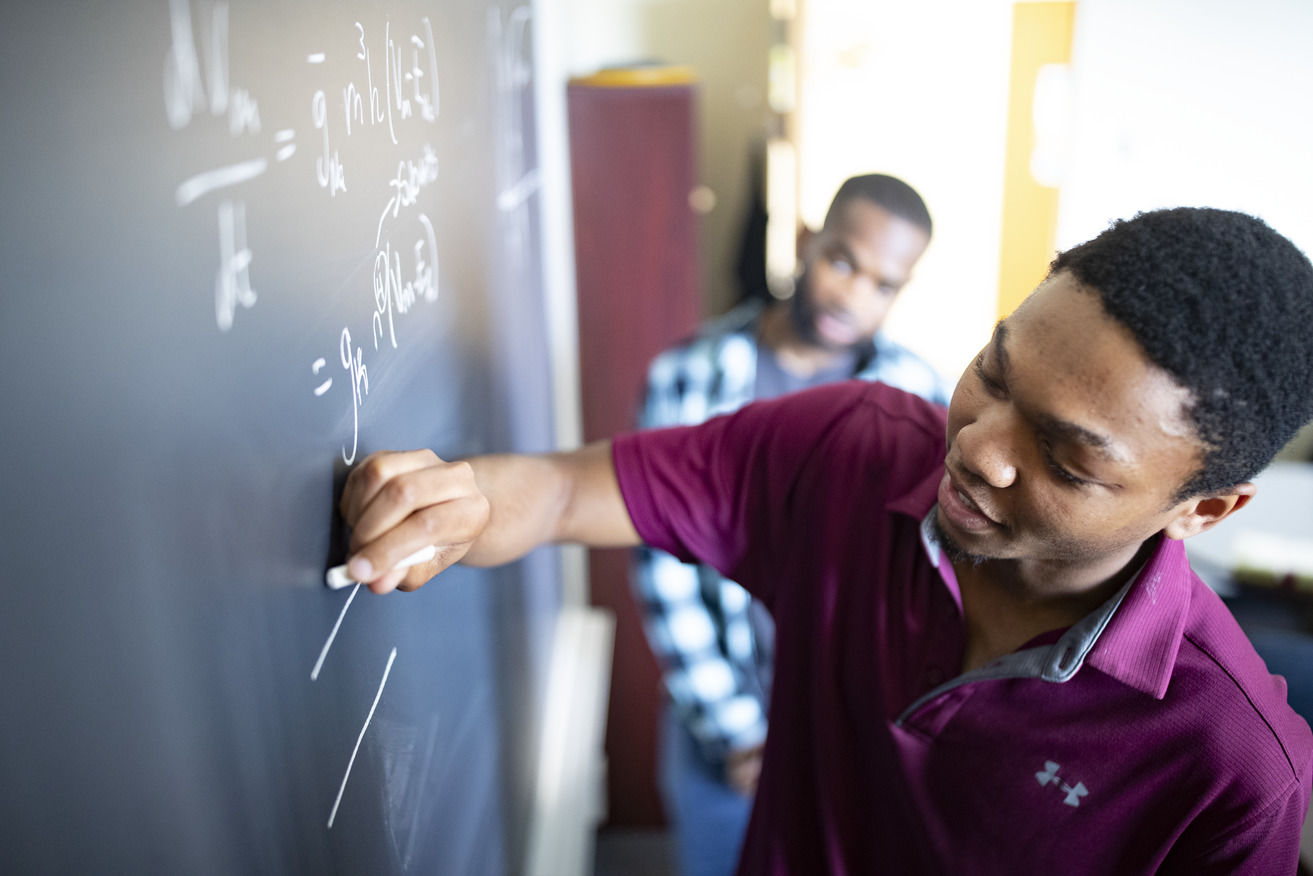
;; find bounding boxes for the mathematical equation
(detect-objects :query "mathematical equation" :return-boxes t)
[158,0,542,831]
[164,0,450,470]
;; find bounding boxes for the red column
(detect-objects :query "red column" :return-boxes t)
[568,68,702,827]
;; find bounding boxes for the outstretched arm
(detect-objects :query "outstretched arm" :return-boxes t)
[339,441,639,593]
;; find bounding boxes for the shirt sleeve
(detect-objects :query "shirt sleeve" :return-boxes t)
[616,381,874,611]
[865,335,953,407]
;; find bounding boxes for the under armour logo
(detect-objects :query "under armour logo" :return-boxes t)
[1035,761,1088,807]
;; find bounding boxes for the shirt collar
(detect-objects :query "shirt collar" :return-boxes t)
[1083,536,1193,699]
[916,509,1194,700]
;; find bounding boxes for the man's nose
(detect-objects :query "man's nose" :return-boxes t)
[844,273,878,303]
[955,411,1019,489]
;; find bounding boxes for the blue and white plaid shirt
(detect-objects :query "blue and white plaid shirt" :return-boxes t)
[634,300,952,766]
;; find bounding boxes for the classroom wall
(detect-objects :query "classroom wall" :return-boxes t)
[1055,0,1313,460]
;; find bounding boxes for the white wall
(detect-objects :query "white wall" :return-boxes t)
[1057,0,1313,257]
[1056,0,1313,458]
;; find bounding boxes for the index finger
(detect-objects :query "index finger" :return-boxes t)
[339,449,441,527]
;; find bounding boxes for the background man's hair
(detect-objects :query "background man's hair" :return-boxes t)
[825,174,933,239]
[1052,207,1313,499]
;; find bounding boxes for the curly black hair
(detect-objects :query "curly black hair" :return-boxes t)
[1051,207,1313,500]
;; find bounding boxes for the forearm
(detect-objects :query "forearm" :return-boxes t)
[338,439,641,592]
[463,441,640,566]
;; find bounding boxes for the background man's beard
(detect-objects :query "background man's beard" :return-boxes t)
[787,270,821,345]
[788,271,860,353]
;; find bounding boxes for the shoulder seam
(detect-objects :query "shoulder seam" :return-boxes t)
[1180,629,1301,779]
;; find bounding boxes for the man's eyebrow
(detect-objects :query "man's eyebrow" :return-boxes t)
[830,237,899,289]
[826,239,870,277]
[994,319,1127,462]
[1036,413,1126,462]
[989,321,1011,378]
[828,239,859,266]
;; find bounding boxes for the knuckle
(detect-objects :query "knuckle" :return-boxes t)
[418,507,442,537]
[467,494,492,536]
[358,456,389,490]
[382,478,415,508]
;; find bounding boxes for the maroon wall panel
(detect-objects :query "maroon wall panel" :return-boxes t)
[568,79,702,827]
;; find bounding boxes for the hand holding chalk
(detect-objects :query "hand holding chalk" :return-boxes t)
[326,544,438,589]
[337,448,494,594]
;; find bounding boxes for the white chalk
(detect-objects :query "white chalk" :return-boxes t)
[325,544,438,589]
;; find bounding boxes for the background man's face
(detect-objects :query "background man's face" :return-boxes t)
[937,271,1206,569]
[790,200,930,351]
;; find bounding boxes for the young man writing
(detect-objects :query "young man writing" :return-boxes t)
[635,174,948,876]
[338,207,1313,873]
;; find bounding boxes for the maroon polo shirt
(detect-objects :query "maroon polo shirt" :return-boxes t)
[612,380,1311,874]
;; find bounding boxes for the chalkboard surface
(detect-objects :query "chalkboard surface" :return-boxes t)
[0,1,561,872]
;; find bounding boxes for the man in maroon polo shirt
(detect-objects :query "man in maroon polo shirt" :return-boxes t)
[338,207,1313,873]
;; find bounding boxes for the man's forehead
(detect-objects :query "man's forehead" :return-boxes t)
[989,303,1195,463]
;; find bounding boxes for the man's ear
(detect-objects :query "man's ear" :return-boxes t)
[1162,482,1257,541]
[795,226,815,263]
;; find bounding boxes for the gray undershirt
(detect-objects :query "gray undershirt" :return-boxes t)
[754,345,858,400]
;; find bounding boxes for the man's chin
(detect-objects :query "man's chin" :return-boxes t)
[933,511,992,567]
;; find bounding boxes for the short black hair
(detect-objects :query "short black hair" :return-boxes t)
[824,174,933,239]
[1051,207,1313,499]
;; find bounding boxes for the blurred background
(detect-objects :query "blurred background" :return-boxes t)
[537,1,1313,873]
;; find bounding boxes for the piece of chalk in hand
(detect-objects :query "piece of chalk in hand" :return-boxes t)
[325,544,438,589]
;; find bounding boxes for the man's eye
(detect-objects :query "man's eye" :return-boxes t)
[829,257,853,276]
[972,353,1006,398]
[1039,438,1091,487]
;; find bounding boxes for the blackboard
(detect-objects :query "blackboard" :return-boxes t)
[0,1,563,872]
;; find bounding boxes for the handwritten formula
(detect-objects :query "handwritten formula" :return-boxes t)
[164,0,447,471]
[158,0,538,832]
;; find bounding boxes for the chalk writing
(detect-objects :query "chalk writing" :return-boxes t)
[414,20,440,122]
[339,327,370,465]
[490,6,538,214]
[327,646,398,828]
[165,8,448,504]
[163,0,259,135]
[214,200,257,332]
[375,144,439,246]
[312,90,347,197]
[175,157,267,208]
[274,128,296,162]
[372,214,439,350]
[311,358,332,396]
[345,20,440,145]
[310,582,361,681]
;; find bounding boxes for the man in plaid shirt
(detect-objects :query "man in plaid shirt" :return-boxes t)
[634,175,951,876]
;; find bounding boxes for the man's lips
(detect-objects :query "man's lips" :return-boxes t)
[938,470,1004,532]
[814,309,859,344]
